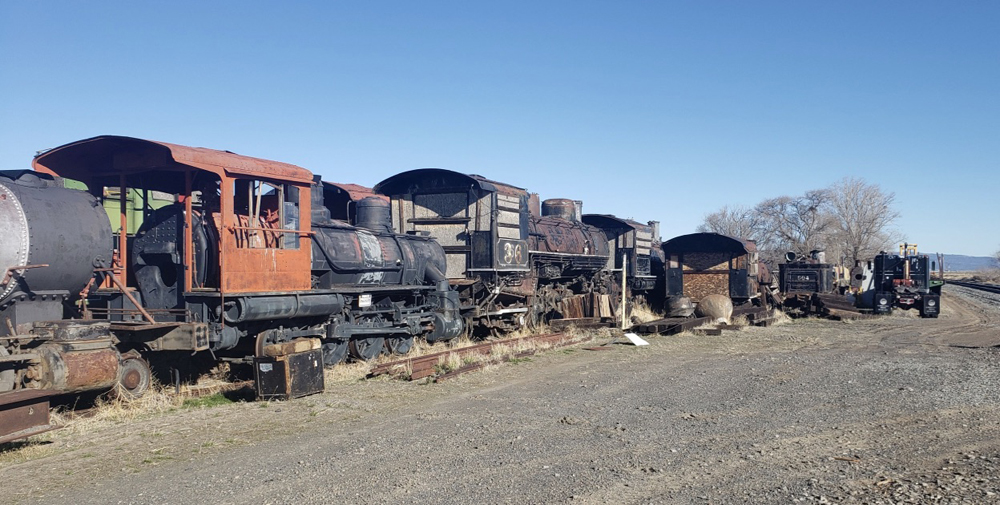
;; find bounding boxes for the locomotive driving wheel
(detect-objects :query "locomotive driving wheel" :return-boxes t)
[385,335,414,355]
[115,355,152,400]
[321,340,349,366]
[348,336,385,361]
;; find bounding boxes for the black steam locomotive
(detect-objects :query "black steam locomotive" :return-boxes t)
[0,136,466,415]
[374,169,627,334]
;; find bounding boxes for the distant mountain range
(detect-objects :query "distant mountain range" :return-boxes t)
[939,254,999,271]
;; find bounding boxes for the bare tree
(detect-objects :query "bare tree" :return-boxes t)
[697,205,767,241]
[755,189,837,258]
[829,177,901,264]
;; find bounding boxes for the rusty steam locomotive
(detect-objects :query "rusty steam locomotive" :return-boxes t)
[0,136,672,443]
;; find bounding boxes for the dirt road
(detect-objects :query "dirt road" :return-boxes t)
[6,285,1000,504]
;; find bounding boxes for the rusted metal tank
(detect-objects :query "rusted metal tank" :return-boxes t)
[541,198,578,221]
[19,321,122,393]
[531,199,608,259]
[30,341,120,392]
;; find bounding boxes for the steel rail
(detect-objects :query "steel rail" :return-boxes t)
[947,280,1000,295]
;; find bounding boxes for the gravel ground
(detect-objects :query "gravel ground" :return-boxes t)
[5,285,1000,504]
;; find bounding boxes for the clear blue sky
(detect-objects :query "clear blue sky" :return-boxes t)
[1,1,997,256]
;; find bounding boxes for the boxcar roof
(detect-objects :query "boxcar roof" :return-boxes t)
[661,232,756,254]
[32,136,315,192]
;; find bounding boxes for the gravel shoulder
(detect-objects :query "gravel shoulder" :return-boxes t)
[5,286,1000,504]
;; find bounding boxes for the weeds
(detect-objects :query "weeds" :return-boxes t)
[182,393,235,409]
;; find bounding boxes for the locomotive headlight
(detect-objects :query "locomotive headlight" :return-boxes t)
[927,299,937,307]
[879,297,888,306]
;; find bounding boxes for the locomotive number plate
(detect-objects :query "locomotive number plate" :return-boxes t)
[496,239,529,268]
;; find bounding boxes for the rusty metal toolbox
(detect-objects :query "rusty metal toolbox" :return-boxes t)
[253,348,324,400]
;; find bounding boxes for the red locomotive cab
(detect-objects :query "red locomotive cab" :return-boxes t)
[33,136,314,298]
[220,177,312,293]
[31,136,318,361]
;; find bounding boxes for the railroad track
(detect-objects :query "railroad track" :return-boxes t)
[947,280,1000,295]
[368,332,588,382]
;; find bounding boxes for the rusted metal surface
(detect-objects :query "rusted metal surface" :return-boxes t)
[529,216,609,257]
[633,316,713,335]
[32,136,316,297]
[323,181,385,203]
[319,181,388,224]
[254,348,324,400]
[0,389,58,444]
[101,269,156,323]
[541,198,578,221]
[368,332,584,381]
[661,232,761,302]
[218,173,313,293]
[581,214,661,291]
[31,341,120,392]
[32,136,314,187]
[549,318,613,331]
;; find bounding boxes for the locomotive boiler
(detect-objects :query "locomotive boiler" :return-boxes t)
[529,198,614,323]
[0,171,132,397]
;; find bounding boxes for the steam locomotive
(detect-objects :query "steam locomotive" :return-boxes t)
[0,136,466,411]
[373,169,658,334]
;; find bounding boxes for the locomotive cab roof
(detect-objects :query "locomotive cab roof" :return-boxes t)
[374,168,527,197]
[32,135,314,193]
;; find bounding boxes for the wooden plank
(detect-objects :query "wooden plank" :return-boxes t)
[694,328,723,336]
[550,318,611,331]
[599,295,613,319]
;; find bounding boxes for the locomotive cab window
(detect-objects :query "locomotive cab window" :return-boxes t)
[231,179,300,249]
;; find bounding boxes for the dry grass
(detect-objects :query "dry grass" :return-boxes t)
[629,298,662,324]
[2,324,591,457]
[969,269,1000,283]
[328,324,557,383]
[766,309,792,327]
[0,384,231,463]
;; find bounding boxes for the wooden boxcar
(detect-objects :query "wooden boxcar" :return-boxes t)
[661,232,761,305]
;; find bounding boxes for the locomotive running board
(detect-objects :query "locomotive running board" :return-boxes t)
[0,389,60,444]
